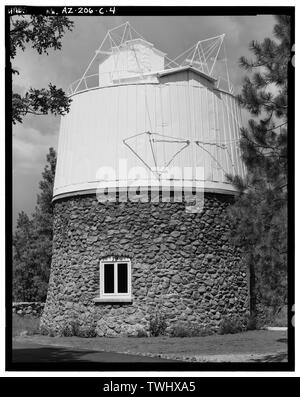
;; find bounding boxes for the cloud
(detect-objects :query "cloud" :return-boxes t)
[21,113,61,136]
[13,124,58,174]
[13,123,58,226]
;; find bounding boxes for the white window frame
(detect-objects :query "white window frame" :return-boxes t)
[95,257,132,302]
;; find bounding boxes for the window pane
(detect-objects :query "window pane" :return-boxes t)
[104,263,114,293]
[118,263,128,293]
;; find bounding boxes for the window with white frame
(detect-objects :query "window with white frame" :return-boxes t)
[97,257,132,302]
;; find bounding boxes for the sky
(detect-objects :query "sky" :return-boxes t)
[12,14,277,229]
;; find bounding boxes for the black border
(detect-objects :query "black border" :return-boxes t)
[1,377,299,392]
[5,5,295,373]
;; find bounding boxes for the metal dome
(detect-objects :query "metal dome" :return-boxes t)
[53,22,246,201]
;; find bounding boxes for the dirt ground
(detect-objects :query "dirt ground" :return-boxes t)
[13,329,287,362]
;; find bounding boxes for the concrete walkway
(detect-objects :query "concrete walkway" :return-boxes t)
[12,341,178,363]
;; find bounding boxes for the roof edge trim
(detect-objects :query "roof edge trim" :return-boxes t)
[158,66,217,83]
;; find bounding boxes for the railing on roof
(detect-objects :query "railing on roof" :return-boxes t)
[66,68,234,97]
[66,70,162,96]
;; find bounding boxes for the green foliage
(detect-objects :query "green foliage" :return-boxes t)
[246,314,257,331]
[149,311,167,337]
[10,15,74,59]
[227,15,289,316]
[169,322,213,337]
[60,321,96,338]
[13,313,40,337]
[34,147,56,236]
[77,327,97,338]
[10,15,74,123]
[12,85,71,124]
[269,305,287,327]
[218,316,245,335]
[135,329,149,337]
[256,305,287,328]
[127,328,149,338]
[40,324,51,336]
[13,148,57,302]
[61,321,80,337]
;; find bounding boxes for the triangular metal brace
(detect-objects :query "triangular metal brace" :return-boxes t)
[165,33,232,92]
[123,131,190,181]
[195,140,236,174]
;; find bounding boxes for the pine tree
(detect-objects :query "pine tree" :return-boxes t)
[13,211,35,301]
[227,15,290,319]
[13,148,57,301]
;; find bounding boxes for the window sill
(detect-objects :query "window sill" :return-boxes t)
[93,297,133,303]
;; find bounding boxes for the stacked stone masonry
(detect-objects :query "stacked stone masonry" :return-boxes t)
[40,193,249,336]
[13,302,45,317]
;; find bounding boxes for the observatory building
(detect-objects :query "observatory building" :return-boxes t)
[41,23,249,336]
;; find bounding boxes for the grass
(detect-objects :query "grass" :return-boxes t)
[12,314,40,337]
[14,329,287,361]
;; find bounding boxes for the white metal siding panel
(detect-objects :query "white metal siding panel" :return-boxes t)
[54,70,245,198]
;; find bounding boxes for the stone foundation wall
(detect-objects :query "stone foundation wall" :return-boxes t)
[41,193,249,336]
[13,302,45,317]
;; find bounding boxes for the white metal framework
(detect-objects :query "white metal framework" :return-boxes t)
[123,131,191,180]
[67,21,233,96]
[165,34,232,93]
